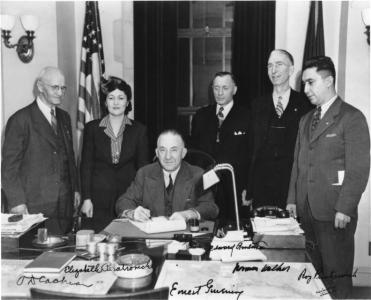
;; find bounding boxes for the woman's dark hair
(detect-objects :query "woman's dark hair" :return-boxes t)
[100,76,132,115]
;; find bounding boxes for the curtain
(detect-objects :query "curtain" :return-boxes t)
[232,1,276,107]
[134,1,178,152]
[302,1,325,66]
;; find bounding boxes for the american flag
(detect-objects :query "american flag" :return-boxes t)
[77,1,105,150]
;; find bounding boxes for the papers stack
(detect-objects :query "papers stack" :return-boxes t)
[129,216,186,234]
[1,213,46,235]
[251,217,304,235]
[209,237,267,262]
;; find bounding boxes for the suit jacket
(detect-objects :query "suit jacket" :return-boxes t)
[115,161,219,220]
[191,103,250,190]
[1,101,77,214]
[80,118,149,211]
[287,97,370,221]
[248,89,312,196]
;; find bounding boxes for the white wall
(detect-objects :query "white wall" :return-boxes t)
[0,1,58,128]
[276,0,371,285]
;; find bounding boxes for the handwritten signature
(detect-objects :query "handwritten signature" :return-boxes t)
[297,267,358,284]
[232,262,290,274]
[170,279,244,300]
[16,274,93,287]
[210,241,266,257]
[64,262,152,278]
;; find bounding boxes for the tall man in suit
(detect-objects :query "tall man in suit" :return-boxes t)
[116,129,218,221]
[247,49,312,209]
[2,67,80,234]
[191,71,249,223]
[286,56,370,299]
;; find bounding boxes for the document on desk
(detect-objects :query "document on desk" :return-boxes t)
[155,260,331,299]
[129,216,186,234]
[251,217,304,235]
[1,213,46,234]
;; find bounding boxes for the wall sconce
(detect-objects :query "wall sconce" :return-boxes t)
[362,8,370,45]
[0,15,38,63]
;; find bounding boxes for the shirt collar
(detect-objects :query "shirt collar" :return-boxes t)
[319,95,337,119]
[272,88,291,110]
[216,100,234,119]
[99,114,132,140]
[36,96,54,124]
[99,114,132,128]
[163,166,181,183]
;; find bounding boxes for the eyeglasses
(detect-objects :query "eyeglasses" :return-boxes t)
[42,82,67,94]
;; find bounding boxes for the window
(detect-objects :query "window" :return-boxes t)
[176,1,234,139]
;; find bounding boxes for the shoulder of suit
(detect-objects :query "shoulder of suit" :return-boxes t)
[195,104,216,115]
[7,101,37,124]
[181,161,203,176]
[128,119,147,131]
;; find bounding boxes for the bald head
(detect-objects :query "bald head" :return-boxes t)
[36,67,66,107]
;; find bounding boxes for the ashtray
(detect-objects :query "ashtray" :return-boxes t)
[114,253,153,279]
[32,235,68,248]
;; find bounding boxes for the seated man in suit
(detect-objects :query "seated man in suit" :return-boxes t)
[116,129,219,221]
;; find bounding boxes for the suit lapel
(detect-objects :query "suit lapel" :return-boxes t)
[310,97,342,143]
[56,108,73,154]
[172,163,193,212]
[97,123,113,163]
[30,101,57,148]
[147,163,166,215]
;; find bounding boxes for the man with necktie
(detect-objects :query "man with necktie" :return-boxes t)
[116,129,218,222]
[2,66,80,234]
[286,56,370,299]
[191,71,249,224]
[247,49,312,209]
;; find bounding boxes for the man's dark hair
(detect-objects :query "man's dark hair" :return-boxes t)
[157,129,186,147]
[273,49,294,65]
[212,71,237,86]
[303,56,336,83]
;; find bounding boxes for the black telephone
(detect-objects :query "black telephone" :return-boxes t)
[253,206,290,218]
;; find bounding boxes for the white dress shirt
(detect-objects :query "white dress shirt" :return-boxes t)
[37,97,55,125]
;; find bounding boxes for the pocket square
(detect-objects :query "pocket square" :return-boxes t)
[326,133,337,138]
[234,131,246,136]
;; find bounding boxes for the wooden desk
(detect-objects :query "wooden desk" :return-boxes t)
[1,220,315,299]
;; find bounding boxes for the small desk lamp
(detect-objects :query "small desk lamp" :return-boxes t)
[203,163,242,237]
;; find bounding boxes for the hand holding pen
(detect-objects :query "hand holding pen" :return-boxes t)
[133,205,152,222]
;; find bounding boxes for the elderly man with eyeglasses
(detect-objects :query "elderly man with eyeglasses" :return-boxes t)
[2,66,80,235]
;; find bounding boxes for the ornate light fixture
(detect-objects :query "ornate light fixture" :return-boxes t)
[362,8,370,45]
[0,15,38,63]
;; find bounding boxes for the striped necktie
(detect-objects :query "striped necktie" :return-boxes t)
[275,96,284,118]
[311,106,322,132]
[217,106,224,126]
[50,108,58,134]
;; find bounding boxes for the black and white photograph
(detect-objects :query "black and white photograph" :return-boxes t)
[1,1,370,299]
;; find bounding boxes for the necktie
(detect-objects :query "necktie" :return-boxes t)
[276,96,284,118]
[50,108,58,134]
[166,174,173,194]
[216,107,224,143]
[311,106,322,132]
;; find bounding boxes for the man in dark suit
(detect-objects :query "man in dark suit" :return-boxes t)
[2,67,80,234]
[286,56,370,299]
[247,49,312,209]
[191,71,249,223]
[116,130,218,221]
